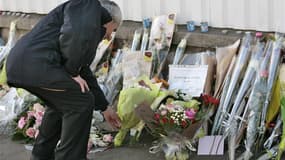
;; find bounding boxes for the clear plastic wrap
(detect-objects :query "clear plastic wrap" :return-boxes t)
[0,21,18,66]
[148,14,176,78]
[212,33,253,135]
[90,32,116,72]
[180,51,216,94]
[131,29,142,51]
[122,51,152,88]
[0,88,36,134]
[172,38,187,65]
[104,50,124,103]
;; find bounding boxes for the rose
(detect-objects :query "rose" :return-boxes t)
[26,128,36,138]
[154,113,160,120]
[181,120,188,128]
[33,103,45,113]
[201,94,219,106]
[17,117,26,129]
[35,119,42,128]
[160,110,168,116]
[27,111,35,120]
[161,117,168,124]
[35,111,44,122]
[166,104,174,112]
[103,134,113,143]
[185,109,196,120]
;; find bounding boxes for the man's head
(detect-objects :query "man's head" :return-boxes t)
[99,0,122,39]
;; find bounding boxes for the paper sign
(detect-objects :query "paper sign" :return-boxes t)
[168,65,208,97]
[197,136,224,155]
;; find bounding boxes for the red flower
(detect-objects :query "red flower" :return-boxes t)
[181,120,188,128]
[154,113,160,120]
[170,118,174,124]
[202,94,210,105]
[201,94,219,106]
[161,117,168,124]
[269,123,276,128]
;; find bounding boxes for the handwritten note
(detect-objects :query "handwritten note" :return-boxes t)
[168,65,208,97]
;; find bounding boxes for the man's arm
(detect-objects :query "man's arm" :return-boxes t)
[80,66,109,111]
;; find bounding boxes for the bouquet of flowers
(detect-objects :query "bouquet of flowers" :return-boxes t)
[139,92,204,160]
[88,130,114,153]
[12,102,45,143]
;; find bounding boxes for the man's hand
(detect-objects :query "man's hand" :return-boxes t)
[72,75,89,93]
[102,107,121,129]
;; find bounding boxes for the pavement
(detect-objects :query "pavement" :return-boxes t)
[0,134,228,160]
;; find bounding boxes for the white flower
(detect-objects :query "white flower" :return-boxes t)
[103,134,113,143]
[33,103,45,113]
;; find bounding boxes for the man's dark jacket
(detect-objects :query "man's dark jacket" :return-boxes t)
[6,0,111,111]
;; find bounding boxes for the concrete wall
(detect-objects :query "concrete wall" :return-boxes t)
[1,0,285,32]
[0,13,244,50]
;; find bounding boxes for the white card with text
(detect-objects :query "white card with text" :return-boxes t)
[168,65,208,97]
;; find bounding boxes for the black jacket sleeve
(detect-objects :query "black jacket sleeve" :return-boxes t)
[80,66,109,111]
[59,0,102,76]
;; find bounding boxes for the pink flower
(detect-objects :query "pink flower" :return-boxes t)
[185,109,197,120]
[27,111,35,120]
[160,110,168,116]
[103,134,113,143]
[33,103,45,113]
[35,119,42,128]
[35,111,44,122]
[87,139,94,153]
[17,117,26,129]
[26,128,36,138]
[35,129,40,138]
[166,104,174,110]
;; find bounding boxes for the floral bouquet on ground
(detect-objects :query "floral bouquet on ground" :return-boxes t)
[12,102,45,144]
[88,131,114,153]
[136,92,204,160]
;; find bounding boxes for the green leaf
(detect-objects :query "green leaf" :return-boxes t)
[12,132,26,141]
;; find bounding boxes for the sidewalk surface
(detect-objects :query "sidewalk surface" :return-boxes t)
[0,134,228,160]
